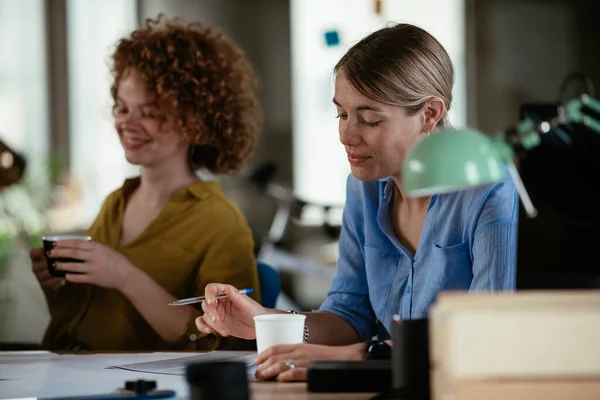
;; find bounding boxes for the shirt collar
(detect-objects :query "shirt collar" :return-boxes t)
[185,181,222,200]
[121,177,221,201]
[379,176,395,199]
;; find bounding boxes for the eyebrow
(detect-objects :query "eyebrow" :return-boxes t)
[332,98,383,112]
[116,96,156,107]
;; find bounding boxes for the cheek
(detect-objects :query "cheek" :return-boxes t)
[151,130,185,154]
[383,133,414,163]
[157,120,173,133]
[114,116,125,132]
[143,120,164,135]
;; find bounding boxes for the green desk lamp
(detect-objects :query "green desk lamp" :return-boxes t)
[402,94,600,218]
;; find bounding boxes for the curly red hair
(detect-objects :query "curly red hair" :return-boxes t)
[110,15,262,173]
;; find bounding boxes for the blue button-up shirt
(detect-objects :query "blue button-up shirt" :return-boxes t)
[320,173,518,340]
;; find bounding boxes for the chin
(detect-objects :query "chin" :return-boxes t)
[350,166,382,182]
[124,153,145,166]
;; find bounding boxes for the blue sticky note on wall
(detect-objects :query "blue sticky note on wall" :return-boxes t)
[324,30,340,47]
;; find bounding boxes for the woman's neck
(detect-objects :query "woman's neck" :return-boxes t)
[137,159,200,209]
[391,176,431,211]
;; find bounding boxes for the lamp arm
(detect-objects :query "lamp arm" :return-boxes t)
[565,94,600,134]
[488,135,538,218]
[487,94,600,219]
[504,94,600,153]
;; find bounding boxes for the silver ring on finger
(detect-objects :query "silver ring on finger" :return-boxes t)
[285,359,295,370]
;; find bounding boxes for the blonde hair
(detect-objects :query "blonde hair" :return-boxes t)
[335,23,454,129]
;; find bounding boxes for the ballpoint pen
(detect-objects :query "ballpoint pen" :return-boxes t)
[168,288,254,306]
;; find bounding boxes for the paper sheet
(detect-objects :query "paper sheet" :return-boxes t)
[0,351,258,399]
[107,351,257,377]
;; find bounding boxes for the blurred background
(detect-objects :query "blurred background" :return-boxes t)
[1,0,599,345]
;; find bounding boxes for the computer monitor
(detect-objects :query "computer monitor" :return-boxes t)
[516,101,600,289]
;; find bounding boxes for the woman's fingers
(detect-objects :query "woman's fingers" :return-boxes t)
[203,283,236,305]
[195,316,214,334]
[40,277,65,290]
[30,247,45,261]
[64,273,91,284]
[32,259,63,290]
[255,344,297,365]
[201,299,219,322]
[34,265,53,281]
[200,301,231,336]
[255,359,290,380]
[276,365,309,382]
[54,261,87,273]
[53,240,94,251]
[32,261,48,274]
[255,359,310,381]
[47,248,89,262]
[202,314,230,336]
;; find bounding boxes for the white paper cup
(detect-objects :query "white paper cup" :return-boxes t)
[253,313,306,354]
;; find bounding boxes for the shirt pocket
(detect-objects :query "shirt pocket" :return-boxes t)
[431,241,473,290]
[364,246,399,319]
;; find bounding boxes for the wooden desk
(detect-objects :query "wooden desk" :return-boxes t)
[251,381,375,399]
[0,352,376,399]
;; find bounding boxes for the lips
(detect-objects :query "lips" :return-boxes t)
[347,153,371,166]
[121,135,151,151]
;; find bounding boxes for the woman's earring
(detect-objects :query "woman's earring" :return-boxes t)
[424,131,430,137]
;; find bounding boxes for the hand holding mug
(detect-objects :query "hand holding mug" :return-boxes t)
[45,236,133,290]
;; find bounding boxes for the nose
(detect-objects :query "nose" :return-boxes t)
[122,110,140,123]
[339,121,361,147]
[115,110,139,130]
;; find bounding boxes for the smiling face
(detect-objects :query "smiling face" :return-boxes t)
[334,72,425,182]
[113,69,188,168]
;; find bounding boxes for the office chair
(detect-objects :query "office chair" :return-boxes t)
[256,262,280,309]
[247,162,340,310]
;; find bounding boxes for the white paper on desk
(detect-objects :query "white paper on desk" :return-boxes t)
[108,351,257,379]
[0,353,191,399]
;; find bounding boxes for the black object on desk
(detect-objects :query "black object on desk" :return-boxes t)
[307,319,430,397]
[186,361,249,400]
[391,319,429,397]
[368,319,431,400]
[307,359,392,393]
[369,319,431,400]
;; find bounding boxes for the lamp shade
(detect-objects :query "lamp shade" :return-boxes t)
[402,129,506,196]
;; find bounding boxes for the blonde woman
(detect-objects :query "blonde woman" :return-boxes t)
[198,23,518,381]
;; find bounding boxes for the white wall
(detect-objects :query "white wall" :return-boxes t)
[290,0,467,207]
[67,0,139,227]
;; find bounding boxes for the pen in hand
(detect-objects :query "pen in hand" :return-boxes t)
[168,288,254,306]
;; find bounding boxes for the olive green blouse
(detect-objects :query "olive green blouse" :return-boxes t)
[42,178,260,351]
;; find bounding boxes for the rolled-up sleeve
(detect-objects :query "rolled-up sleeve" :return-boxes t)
[320,176,376,341]
[470,221,517,291]
[470,180,519,292]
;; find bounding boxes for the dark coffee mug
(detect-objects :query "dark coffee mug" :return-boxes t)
[186,362,249,400]
[43,235,92,277]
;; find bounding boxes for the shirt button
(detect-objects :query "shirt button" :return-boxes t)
[407,286,411,293]
[189,333,198,341]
